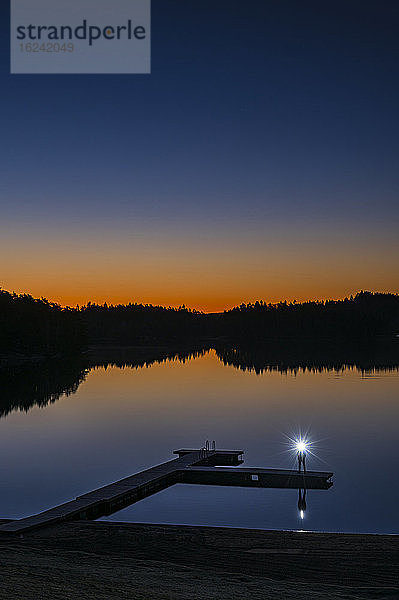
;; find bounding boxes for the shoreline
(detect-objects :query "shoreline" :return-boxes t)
[2,517,398,537]
[1,520,398,599]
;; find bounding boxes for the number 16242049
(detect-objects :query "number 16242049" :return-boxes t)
[20,42,74,52]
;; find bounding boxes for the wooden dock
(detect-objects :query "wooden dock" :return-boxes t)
[182,466,333,489]
[0,448,332,535]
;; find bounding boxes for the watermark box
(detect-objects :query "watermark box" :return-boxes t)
[10,0,151,74]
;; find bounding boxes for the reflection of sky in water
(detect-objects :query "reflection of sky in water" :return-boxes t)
[0,350,398,533]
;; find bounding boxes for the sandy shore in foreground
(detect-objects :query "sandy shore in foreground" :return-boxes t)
[0,520,398,600]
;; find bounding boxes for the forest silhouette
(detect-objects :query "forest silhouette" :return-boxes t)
[1,287,399,416]
[1,289,399,358]
[0,289,83,357]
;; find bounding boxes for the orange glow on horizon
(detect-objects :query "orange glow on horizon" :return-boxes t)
[1,224,398,312]
[2,284,398,314]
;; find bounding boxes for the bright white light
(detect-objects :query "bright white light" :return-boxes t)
[300,510,305,520]
[296,441,308,452]
[283,431,321,464]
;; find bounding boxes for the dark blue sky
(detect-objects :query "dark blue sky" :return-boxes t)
[1,1,398,309]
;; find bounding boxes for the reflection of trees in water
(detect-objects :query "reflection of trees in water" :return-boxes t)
[0,359,88,418]
[1,341,398,418]
[86,345,210,371]
[215,341,399,375]
[0,347,210,418]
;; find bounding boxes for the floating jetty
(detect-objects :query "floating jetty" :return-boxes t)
[0,447,333,535]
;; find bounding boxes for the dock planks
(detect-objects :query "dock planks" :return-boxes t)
[0,448,332,535]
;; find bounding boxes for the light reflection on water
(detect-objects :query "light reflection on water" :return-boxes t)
[0,348,398,533]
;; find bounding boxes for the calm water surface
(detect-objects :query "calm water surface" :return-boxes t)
[0,349,398,533]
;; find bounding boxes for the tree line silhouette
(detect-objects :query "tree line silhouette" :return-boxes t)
[0,289,84,357]
[1,289,398,359]
[218,291,399,342]
[80,291,399,345]
[81,301,205,346]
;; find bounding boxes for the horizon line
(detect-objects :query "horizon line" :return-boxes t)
[2,287,398,314]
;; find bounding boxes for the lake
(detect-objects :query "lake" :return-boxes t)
[0,346,398,534]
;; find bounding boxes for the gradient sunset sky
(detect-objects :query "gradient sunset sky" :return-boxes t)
[1,1,398,312]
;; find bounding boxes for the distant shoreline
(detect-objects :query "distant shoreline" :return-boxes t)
[1,334,398,370]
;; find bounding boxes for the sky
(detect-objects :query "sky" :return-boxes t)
[1,0,398,312]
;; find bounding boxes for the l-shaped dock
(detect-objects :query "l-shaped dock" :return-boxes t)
[0,447,333,535]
